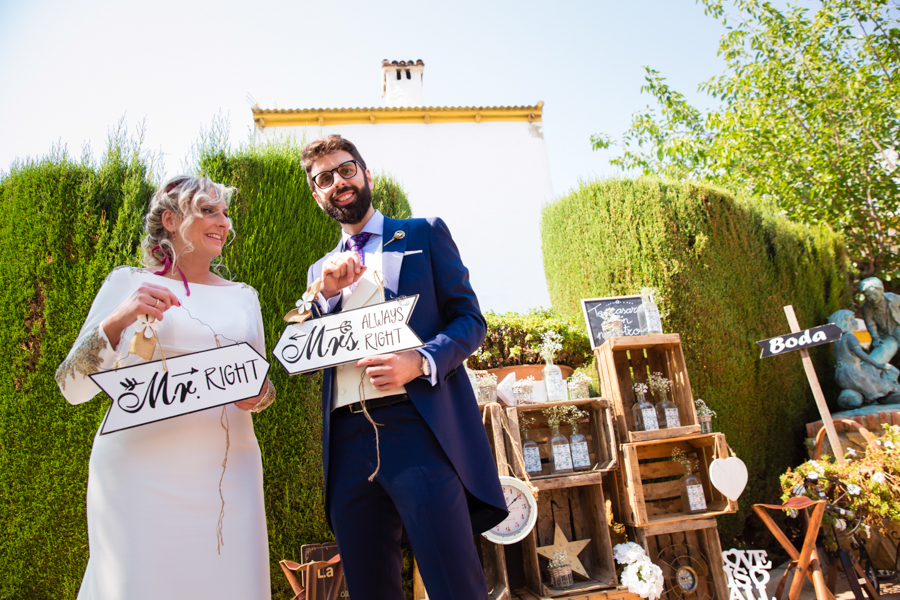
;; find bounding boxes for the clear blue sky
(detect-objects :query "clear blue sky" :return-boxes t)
[0,0,730,197]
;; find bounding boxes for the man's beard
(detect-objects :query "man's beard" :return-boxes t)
[323,181,372,225]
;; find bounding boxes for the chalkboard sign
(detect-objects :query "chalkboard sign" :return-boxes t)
[581,295,644,349]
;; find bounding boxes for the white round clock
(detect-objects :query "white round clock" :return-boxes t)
[482,476,538,545]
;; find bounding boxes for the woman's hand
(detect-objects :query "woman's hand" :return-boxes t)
[102,283,181,349]
[235,379,273,412]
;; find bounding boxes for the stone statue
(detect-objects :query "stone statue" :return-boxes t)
[829,309,900,409]
[860,277,900,364]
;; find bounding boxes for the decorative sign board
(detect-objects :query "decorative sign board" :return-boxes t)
[273,295,424,375]
[756,323,842,358]
[581,295,643,349]
[90,342,269,435]
[721,549,773,600]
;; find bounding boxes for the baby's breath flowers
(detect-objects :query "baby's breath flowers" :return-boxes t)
[547,550,569,570]
[672,447,697,475]
[695,398,717,418]
[539,331,563,363]
[648,372,671,395]
[634,382,649,396]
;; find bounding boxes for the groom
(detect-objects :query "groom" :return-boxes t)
[301,135,506,600]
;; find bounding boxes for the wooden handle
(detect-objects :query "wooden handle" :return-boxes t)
[813,419,879,460]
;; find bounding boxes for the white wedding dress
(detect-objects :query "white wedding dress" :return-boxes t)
[56,267,271,600]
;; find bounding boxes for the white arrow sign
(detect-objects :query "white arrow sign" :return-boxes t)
[273,295,424,375]
[90,342,269,435]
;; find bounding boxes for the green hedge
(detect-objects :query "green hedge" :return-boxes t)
[541,177,852,545]
[0,134,411,599]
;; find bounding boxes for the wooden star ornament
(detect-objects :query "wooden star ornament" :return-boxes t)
[536,524,591,579]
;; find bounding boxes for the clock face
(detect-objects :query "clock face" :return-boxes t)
[482,476,538,545]
[676,566,698,592]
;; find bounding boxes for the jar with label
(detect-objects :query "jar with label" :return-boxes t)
[549,425,574,474]
[636,288,664,335]
[673,447,707,514]
[569,422,591,471]
[522,429,543,475]
[656,389,681,429]
[542,356,568,403]
[680,471,708,514]
[632,382,659,431]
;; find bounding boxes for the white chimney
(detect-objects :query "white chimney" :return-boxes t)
[382,59,425,107]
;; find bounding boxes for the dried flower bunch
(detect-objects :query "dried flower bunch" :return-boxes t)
[672,447,697,475]
[540,331,564,362]
[648,372,671,395]
[544,404,575,428]
[518,414,536,439]
[512,376,535,394]
[694,398,717,418]
[633,382,649,396]
[613,542,664,600]
[568,371,592,385]
[780,424,900,534]
[547,550,570,570]
[476,372,498,387]
[566,407,590,430]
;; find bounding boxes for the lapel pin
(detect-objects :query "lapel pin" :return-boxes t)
[384,230,405,247]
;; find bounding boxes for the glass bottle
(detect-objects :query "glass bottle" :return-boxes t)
[522,429,543,475]
[549,425,574,474]
[569,421,591,471]
[632,390,659,431]
[656,389,681,429]
[680,467,708,514]
[542,356,568,402]
[636,290,663,335]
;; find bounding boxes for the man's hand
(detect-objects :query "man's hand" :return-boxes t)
[872,337,883,348]
[321,251,367,299]
[357,351,423,392]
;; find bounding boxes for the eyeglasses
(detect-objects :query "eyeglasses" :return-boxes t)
[311,160,361,190]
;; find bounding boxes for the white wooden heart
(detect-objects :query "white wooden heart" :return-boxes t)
[709,456,748,501]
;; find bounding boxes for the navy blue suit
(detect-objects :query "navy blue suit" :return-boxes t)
[307,216,507,599]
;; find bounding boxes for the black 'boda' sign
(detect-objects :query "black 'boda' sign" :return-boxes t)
[756,323,842,358]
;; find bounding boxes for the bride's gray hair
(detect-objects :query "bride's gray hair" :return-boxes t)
[141,175,236,270]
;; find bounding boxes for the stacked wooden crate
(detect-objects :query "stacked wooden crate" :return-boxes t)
[596,334,736,600]
[483,399,621,599]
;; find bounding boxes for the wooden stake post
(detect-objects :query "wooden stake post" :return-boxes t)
[782,306,846,466]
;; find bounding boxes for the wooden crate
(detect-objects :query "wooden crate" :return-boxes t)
[521,483,618,597]
[514,585,642,600]
[481,403,515,600]
[614,433,737,527]
[595,334,700,443]
[503,399,618,491]
[632,519,729,600]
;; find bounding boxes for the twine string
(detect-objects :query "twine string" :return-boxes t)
[216,404,230,555]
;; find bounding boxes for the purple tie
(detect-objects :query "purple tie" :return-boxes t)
[346,232,375,265]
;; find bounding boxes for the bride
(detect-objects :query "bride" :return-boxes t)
[56,175,273,599]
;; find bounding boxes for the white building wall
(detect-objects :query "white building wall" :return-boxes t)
[258,120,553,314]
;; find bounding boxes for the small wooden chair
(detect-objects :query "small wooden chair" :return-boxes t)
[279,554,345,600]
[754,497,833,600]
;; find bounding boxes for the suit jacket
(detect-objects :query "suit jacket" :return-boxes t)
[307,216,507,534]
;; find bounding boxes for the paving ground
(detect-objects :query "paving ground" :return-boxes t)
[766,562,900,600]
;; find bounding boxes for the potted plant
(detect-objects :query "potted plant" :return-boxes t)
[467,308,593,383]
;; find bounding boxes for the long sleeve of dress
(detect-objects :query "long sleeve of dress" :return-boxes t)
[55,267,137,405]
